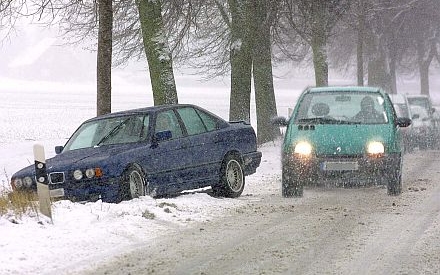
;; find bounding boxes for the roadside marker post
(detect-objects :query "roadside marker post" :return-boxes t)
[33,144,52,221]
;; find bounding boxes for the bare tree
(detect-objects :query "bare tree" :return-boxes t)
[136,0,178,105]
[97,0,112,115]
[227,0,252,122]
[400,0,440,96]
[280,0,351,87]
[251,0,280,144]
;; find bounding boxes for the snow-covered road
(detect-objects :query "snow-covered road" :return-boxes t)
[77,150,440,275]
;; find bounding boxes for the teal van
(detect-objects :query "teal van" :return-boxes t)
[274,86,411,197]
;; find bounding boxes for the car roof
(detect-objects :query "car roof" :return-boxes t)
[388,94,407,104]
[84,104,200,122]
[306,86,383,94]
[410,105,429,115]
[405,94,430,99]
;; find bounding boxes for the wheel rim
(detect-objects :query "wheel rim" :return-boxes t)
[129,170,145,198]
[226,160,243,192]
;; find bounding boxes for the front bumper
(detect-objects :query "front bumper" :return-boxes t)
[282,152,401,185]
[43,177,121,203]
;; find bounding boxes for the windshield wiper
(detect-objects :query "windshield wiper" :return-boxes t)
[298,118,361,125]
[333,119,361,125]
[96,118,130,146]
[298,117,337,124]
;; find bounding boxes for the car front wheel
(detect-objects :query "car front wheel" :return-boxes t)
[213,154,245,198]
[387,158,402,196]
[282,167,304,198]
[119,164,146,202]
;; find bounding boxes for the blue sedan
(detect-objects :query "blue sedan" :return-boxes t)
[11,104,262,203]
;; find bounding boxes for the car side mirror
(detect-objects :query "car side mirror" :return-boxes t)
[152,130,172,143]
[396,117,411,128]
[271,116,289,127]
[55,146,64,154]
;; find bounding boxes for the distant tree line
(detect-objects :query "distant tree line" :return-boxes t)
[1,0,439,144]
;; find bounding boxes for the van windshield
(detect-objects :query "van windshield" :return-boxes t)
[295,92,388,124]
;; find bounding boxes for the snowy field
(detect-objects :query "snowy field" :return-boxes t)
[0,71,438,274]
[0,72,309,275]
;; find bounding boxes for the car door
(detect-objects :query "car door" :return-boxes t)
[147,109,192,192]
[176,106,224,188]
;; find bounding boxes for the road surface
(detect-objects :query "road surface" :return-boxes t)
[79,150,440,275]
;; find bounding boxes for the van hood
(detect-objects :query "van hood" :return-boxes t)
[287,124,395,155]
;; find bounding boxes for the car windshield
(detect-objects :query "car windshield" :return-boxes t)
[294,91,388,124]
[393,103,410,118]
[407,97,430,110]
[63,114,150,151]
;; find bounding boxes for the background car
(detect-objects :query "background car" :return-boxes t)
[409,105,436,150]
[405,94,436,115]
[388,93,414,153]
[10,104,262,203]
[433,105,440,149]
[273,86,411,197]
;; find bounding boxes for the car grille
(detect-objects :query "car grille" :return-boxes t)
[49,172,65,184]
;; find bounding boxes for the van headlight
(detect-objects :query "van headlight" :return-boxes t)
[367,141,384,155]
[294,141,313,157]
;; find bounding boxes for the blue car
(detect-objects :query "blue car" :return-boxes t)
[11,104,262,203]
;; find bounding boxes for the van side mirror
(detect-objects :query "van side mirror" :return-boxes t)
[396,117,411,128]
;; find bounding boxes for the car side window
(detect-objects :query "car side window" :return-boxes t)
[155,110,183,139]
[195,109,218,131]
[177,107,207,135]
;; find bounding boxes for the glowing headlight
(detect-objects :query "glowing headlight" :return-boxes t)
[367,141,384,154]
[23,176,33,187]
[294,141,313,156]
[85,168,95,178]
[73,170,83,180]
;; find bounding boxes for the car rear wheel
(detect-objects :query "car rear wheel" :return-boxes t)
[119,164,146,202]
[387,158,402,196]
[282,167,303,197]
[212,154,245,198]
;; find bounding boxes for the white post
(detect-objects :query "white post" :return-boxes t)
[33,144,52,220]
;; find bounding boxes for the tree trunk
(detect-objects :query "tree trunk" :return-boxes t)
[311,35,328,87]
[419,64,430,96]
[356,2,365,86]
[366,34,391,91]
[388,33,397,94]
[97,0,113,116]
[137,0,178,106]
[417,39,435,96]
[311,2,328,87]
[252,0,280,144]
[228,0,252,122]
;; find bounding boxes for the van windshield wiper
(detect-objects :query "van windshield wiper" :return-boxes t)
[298,117,336,124]
[298,118,360,125]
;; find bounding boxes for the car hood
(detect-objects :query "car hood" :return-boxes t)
[13,144,140,177]
[286,124,395,155]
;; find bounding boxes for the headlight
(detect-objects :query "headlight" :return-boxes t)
[294,141,313,156]
[23,176,33,187]
[367,141,384,155]
[12,178,23,189]
[73,169,83,180]
[85,168,95,178]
